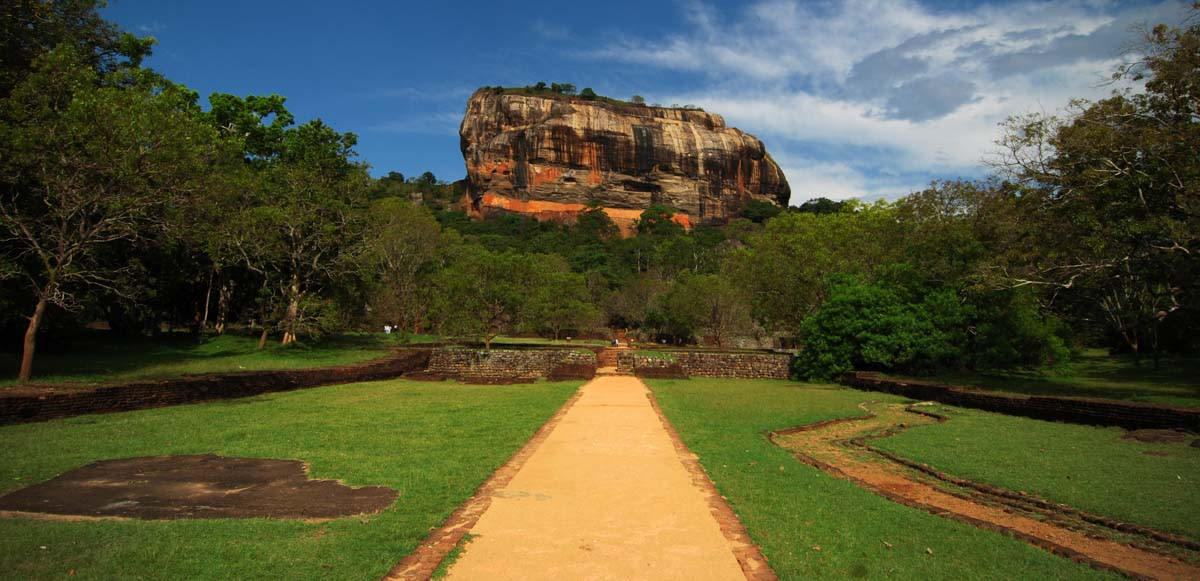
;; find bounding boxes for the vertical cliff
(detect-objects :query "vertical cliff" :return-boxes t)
[459,89,789,234]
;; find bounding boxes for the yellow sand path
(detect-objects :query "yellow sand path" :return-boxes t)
[444,375,747,580]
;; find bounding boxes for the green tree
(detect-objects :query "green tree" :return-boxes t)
[630,95,646,105]
[525,257,598,339]
[657,273,756,348]
[579,87,597,99]
[0,47,216,382]
[430,248,536,348]
[794,266,967,380]
[733,203,902,339]
[990,13,1199,361]
[363,199,451,332]
[229,120,370,346]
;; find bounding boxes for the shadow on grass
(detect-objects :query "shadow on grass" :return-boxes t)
[0,330,399,386]
[931,349,1200,407]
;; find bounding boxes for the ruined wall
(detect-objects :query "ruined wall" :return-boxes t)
[424,349,596,383]
[841,372,1200,430]
[618,351,793,380]
[0,350,432,425]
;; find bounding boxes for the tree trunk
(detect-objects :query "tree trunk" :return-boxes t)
[281,277,300,345]
[258,327,269,350]
[484,334,492,349]
[18,297,48,384]
[201,268,214,331]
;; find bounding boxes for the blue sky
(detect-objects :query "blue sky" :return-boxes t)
[102,0,1186,204]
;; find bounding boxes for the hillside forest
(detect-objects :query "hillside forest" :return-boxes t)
[1,1,1196,383]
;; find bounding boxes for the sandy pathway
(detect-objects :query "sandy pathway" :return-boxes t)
[442,375,750,580]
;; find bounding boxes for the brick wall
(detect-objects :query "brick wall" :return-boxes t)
[0,349,432,426]
[424,349,596,383]
[841,372,1200,431]
[619,351,793,380]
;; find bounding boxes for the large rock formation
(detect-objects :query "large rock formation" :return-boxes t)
[459,89,789,234]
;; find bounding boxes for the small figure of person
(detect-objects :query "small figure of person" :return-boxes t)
[384,325,392,334]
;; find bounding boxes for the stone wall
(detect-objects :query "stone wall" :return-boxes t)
[619,351,792,380]
[424,349,596,383]
[0,349,432,426]
[841,372,1200,431]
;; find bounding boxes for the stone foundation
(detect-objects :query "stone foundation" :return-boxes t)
[618,351,793,380]
[424,349,596,383]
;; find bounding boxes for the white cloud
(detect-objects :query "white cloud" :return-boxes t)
[586,0,1188,200]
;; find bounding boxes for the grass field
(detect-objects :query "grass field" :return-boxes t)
[0,332,408,386]
[926,349,1200,407]
[648,378,1113,579]
[0,378,580,579]
[874,404,1200,539]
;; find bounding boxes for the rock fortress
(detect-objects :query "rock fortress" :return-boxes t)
[458,88,790,236]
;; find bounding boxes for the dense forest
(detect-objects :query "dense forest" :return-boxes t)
[1,1,1196,383]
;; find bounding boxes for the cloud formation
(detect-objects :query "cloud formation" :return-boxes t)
[588,0,1188,201]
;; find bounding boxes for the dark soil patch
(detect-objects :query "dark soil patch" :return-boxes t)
[0,454,397,520]
[1123,429,1194,444]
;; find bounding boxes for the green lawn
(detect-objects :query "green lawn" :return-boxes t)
[925,349,1200,407]
[648,378,1112,579]
[0,378,580,579]
[0,332,405,386]
[874,404,1200,539]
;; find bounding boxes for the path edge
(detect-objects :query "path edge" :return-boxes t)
[383,386,586,580]
[644,385,779,581]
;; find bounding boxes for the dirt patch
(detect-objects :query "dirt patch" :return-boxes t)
[0,454,397,520]
[1124,429,1194,444]
[770,403,1200,580]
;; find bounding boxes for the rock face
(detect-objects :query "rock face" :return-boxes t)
[459,89,789,234]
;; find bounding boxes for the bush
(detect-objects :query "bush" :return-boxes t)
[793,265,966,380]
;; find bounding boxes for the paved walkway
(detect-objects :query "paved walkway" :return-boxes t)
[444,376,747,580]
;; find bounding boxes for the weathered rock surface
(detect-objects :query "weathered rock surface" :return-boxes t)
[459,90,789,234]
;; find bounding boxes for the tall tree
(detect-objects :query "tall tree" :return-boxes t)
[0,47,215,381]
[990,13,1199,360]
[229,120,370,345]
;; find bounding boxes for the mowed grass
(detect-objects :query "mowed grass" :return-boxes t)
[927,349,1200,407]
[0,378,580,579]
[874,404,1200,539]
[0,332,402,386]
[648,378,1112,580]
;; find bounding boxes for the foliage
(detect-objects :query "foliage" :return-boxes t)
[989,15,1199,360]
[0,46,218,381]
[794,266,967,380]
[733,204,902,339]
